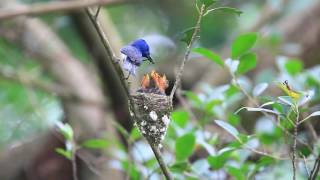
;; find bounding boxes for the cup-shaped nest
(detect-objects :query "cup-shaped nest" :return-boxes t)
[132,92,172,147]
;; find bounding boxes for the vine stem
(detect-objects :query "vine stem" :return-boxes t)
[85,7,173,180]
[170,4,206,102]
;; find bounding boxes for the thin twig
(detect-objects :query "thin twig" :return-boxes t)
[72,145,79,180]
[85,7,173,180]
[150,143,173,180]
[170,4,206,102]
[94,6,102,20]
[309,156,320,180]
[0,0,123,20]
[292,109,299,180]
[302,154,310,177]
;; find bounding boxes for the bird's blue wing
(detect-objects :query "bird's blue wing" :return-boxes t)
[120,45,143,64]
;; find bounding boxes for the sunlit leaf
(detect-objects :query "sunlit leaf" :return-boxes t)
[236,53,257,75]
[231,32,258,59]
[193,47,224,67]
[81,139,109,149]
[176,133,196,161]
[214,120,239,139]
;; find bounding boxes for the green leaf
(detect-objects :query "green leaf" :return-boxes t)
[192,47,224,67]
[207,148,234,170]
[81,139,109,149]
[226,166,245,180]
[214,120,239,140]
[170,161,190,173]
[236,53,257,75]
[176,133,196,161]
[171,110,189,128]
[130,127,141,141]
[55,148,72,160]
[284,59,303,76]
[185,91,202,107]
[180,27,195,44]
[200,0,217,9]
[231,32,258,59]
[56,122,73,140]
[205,7,243,16]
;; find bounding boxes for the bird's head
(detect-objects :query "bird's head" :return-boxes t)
[131,39,154,64]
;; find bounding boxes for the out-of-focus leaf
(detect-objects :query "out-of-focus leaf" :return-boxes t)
[55,148,72,160]
[284,59,303,76]
[253,83,268,97]
[176,133,196,161]
[236,53,257,75]
[171,110,189,128]
[231,32,258,59]
[207,148,234,170]
[228,113,240,126]
[200,0,217,9]
[214,120,239,139]
[204,7,242,16]
[56,122,73,140]
[205,99,222,112]
[130,127,141,141]
[226,166,245,180]
[170,161,190,173]
[225,58,239,73]
[185,91,202,107]
[300,111,320,124]
[81,139,109,149]
[192,47,224,67]
[180,27,195,44]
[225,84,240,97]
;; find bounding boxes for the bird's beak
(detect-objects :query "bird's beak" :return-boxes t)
[147,56,155,64]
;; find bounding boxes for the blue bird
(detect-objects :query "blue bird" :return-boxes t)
[121,39,153,78]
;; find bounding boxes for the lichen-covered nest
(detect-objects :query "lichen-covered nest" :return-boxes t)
[132,92,172,147]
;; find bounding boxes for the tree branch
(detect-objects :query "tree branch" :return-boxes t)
[85,7,173,180]
[0,0,123,20]
[170,4,205,102]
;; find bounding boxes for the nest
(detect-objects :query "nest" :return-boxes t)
[132,92,172,147]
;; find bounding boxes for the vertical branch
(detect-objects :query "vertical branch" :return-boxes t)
[170,4,206,102]
[85,7,173,180]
